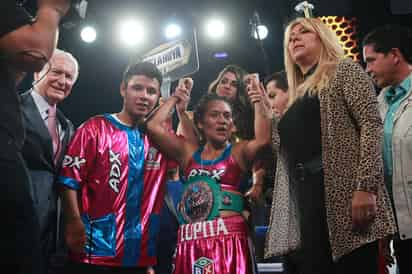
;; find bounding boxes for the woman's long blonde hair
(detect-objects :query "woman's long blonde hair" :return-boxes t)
[284,17,345,105]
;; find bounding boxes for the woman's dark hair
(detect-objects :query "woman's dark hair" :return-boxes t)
[193,93,233,145]
[208,64,254,140]
[208,64,247,97]
[193,93,232,143]
[263,71,288,92]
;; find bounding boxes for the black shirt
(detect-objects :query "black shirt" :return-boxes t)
[0,1,33,150]
[278,93,322,167]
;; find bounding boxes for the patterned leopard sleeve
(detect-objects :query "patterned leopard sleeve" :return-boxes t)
[336,59,383,194]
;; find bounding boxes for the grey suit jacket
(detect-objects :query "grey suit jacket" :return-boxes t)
[20,90,74,257]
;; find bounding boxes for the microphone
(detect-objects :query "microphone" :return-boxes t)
[253,11,261,27]
[252,11,262,40]
[250,10,270,75]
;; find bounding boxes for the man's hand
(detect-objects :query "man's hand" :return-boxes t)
[38,0,71,17]
[352,190,377,232]
[65,216,87,254]
[175,77,193,113]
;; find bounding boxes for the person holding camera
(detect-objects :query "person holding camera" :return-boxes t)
[0,1,70,273]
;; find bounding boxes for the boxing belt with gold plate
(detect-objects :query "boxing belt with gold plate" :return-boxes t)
[177,175,244,224]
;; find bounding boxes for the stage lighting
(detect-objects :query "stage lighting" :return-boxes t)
[213,52,229,59]
[206,19,225,39]
[253,25,268,40]
[119,19,144,47]
[165,24,182,39]
[80,26,97,43]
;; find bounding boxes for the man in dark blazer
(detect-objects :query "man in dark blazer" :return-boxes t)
[20,48,78,273]
[0,2,71,273]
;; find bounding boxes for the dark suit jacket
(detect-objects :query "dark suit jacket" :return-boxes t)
[20,90,74,265]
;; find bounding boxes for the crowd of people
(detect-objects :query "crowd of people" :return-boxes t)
[1,1,412,274]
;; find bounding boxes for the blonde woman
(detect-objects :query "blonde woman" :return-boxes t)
[264,17,396,274]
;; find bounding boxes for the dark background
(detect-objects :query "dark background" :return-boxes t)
[19,0,412,127]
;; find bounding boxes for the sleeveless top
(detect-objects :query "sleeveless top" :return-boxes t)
[184,143,244,192]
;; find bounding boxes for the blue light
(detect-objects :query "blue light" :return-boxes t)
[213,52,229,59]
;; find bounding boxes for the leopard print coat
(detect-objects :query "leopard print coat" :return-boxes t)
[265,58,396,261]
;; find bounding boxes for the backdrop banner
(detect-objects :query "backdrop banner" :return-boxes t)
[142,29,199,98]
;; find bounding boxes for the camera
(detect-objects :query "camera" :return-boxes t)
[61,0,88,29]
[17,0,88,29]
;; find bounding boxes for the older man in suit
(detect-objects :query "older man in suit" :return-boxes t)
[20,48,78,273]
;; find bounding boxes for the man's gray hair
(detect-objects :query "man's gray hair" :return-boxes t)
[38,48,79,81]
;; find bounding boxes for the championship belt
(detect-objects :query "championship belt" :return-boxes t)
[177,175,244,224]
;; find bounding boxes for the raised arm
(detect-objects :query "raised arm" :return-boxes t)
[146,87,192,166]
[176,110,199,145]
[241,79,272,164]
[175,78,200,145]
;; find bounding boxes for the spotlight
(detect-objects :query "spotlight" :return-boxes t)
[165,23,182,39]
[253,25,268,40]
[206,19,225,39]
[80,26,97,43]
[119,19,144,47]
